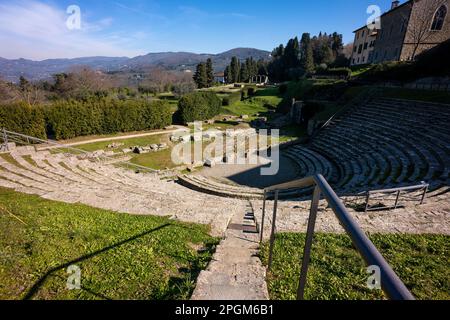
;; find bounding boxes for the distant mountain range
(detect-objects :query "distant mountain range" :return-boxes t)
[0,48,271,82]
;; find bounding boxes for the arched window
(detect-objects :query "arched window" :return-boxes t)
[431,5,447,31]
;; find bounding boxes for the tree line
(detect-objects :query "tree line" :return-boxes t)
[268,32,349,82]
[193,57,269,87]
[224,57,268,84]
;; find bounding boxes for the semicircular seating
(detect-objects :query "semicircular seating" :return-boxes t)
[0,147,246,236]
[304,98,450,195]
[179,98,450,199]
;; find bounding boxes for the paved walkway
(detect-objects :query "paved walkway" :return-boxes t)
[191,203,269,300]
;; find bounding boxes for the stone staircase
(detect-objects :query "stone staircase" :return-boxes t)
[191,203,268,300]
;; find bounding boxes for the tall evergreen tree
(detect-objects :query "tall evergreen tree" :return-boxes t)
[224,66,230,84]
[206,58,214,87]
[230,56,241,83]
[284,37,300,69]
[331,32,344,58]
[240,62,249,83]
[193,63,208,89]
[299,33,315,74]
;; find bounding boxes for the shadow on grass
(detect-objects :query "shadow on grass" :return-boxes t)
[23,223,171,300]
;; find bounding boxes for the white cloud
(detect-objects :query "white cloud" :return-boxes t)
[0,0,144,60]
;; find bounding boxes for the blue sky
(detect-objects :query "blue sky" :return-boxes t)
[0,0,399,60]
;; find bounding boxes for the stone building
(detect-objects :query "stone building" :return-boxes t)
[351,0,450,66]
[351,26,378,65]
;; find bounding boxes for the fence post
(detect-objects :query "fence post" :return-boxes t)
[297,185,321,300]
[260,190,267,244]
[267,190,279,271]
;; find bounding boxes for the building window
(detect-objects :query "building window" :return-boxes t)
[352,58,355,64]
[357,57,360,63]
[362,56,366,63]
[362,30,365,37]
[358,44,363,54]
[431,5,447,31]
[364,42,368,50]
[353,46,357,53]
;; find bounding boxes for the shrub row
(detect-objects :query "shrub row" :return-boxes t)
[316,67,352,80]
[175,92,222,124]
[0,99,172,140]
[222,91,242,106]
[0,102,47,139]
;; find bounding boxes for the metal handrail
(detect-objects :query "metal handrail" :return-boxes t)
[260,174,415,300]
[1,129,159,174]
[363,183,429,213]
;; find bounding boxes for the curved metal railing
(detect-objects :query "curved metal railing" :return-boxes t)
[260,174,415,300]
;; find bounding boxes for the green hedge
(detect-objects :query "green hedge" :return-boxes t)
[0,102,46,139]
[176,92,222,124]
[1,99,172,141]
[46,99,172,140]
[316,68,352,80]
[222,91,242,106]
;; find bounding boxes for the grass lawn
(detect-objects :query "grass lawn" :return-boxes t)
[278,125,307,143]
[0,187,219,300]
[260,233,449,300]
[67,134,181,170]
[222,87,283,117]
[74,135,167,153]
[130,148,175,170]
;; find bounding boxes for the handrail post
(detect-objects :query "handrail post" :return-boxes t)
[267,190,279,271]
[260,190,267,244]
[297,185,321,300]
[394,190,401,209]
[420,185,428,205]
[364,191,370,213]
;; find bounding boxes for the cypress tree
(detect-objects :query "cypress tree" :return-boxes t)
[206,58,214,87]
[300,33,315,74]
[193,63,208,89]
[230,56,241,83]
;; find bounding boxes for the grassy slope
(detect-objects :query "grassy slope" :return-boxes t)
[221,87,283,117]
[74,135,166,153]
[0,187,219,300]
[260,233,449,300]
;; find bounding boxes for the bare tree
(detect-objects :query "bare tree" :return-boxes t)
[0,79,15,103]
[0,76,46,106]
[405,0,447,60]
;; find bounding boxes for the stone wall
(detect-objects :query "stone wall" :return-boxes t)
[372,2,413,63]
[401,0,450,60]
